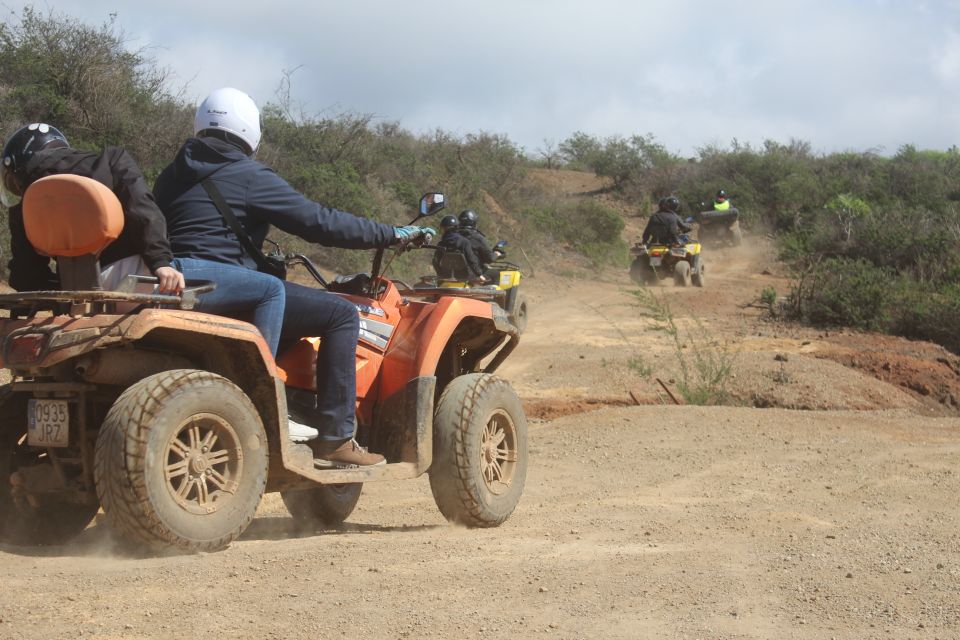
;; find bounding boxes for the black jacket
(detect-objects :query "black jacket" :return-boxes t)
[458,228,498,267]
[433,230,482,279]
[641,210,692,246]
[153,137,396,268]
[7,146,173,292]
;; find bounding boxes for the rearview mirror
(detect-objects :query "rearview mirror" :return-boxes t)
[494,240,508,250]
[419,192,446,217]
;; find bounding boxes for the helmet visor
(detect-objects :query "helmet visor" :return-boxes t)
[0,167,21,208]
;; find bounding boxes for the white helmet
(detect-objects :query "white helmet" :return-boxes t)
[194,87,261,154]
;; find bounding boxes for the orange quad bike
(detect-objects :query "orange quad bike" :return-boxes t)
[0,177,526,552]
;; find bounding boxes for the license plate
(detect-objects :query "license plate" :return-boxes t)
[27,399,70,448]
[649,257,662,267]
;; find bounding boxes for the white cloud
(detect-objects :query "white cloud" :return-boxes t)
[4,0,959,154]
[935,29,960,85]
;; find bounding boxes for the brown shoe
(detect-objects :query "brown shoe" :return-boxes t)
[314,438,386,468]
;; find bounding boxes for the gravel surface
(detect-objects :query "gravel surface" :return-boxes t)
[1,406,957,639]
[2,226,959,639]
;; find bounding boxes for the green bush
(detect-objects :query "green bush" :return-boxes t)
[892,284,960,354]
[559,132,677,191]
[780,212,960,354]
[789,258,898,331]
[0,7,191,174]
[518,198,627,266]
[285,162,375,218]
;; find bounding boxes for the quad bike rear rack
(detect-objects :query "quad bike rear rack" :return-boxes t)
[0,277,216,315]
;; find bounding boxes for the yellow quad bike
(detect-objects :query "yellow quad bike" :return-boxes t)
[418,240,528,334]
[629,233,705,287]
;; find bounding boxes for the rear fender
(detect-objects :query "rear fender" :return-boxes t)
[121,313,285,461]
[2,309,286,463]
[0,315,128,372]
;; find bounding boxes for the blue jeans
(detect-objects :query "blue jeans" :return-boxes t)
[279,281,358,441]
[171,258,285,356]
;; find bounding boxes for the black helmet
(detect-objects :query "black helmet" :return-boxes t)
[2,123,69,203]
[715,189,728,200]
[458,209,478,229]
[440,214,458,231]
[661,196,680,213]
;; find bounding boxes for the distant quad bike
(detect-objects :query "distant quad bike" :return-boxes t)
[693,205,742,247]
[417,240,528,334]
[629,233,705,287]
[0,177,527,552]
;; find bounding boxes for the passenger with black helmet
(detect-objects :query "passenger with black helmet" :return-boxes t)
[432,214,482,280]
[457,209,502,281]
[641,196,692,246]
[1,123,185,294]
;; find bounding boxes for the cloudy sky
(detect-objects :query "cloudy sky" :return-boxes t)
[5,0,960,156]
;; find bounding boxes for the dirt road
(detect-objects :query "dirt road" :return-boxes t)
[2,239,959,639]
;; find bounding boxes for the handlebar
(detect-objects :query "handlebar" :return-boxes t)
[284,254,329,288]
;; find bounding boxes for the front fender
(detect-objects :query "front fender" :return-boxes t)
[413,296,495,376]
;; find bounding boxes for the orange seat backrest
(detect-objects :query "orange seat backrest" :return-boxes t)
[22,174,124,257]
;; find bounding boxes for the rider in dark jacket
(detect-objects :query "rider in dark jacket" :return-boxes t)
[641,196,692,246]
[154,143,397,267]
[154,88,432,467]
[456,209,501,281]
[433,214,482,280]
[1,123,182,293]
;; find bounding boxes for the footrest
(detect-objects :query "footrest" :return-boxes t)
[300,461,420,484]
[313,457,384,470]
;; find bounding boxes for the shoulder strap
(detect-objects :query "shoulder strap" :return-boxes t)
[201,179,270,269]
